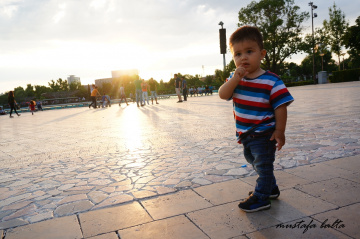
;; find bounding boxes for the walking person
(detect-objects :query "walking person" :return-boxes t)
[182,77,187,101]
[148,78,159,104]
[29,100,36,115]
[141,79,150,105]
[89,86,101,109]
[174,74,182,103]
[119,84,129,106]
[134,78,143,107]
[8,91,21,118]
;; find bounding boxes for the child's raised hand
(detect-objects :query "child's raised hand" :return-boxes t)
[234,66,248,80]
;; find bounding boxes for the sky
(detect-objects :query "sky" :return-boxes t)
[0,0,358,93]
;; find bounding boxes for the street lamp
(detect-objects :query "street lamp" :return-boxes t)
[319,53,325,71]
[219,21,226,72]
[309,2,317,84]
[341,52,346,70]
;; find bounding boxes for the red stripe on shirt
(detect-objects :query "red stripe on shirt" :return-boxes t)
[240,81,273,91]
[270,88,288,101]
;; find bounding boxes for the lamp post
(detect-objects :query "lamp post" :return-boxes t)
[219,21,226,72]
[319,53,325,71]
[341,52,346,70]
[309,2,317,84]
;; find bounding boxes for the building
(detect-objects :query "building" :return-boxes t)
[95,78,113,88]
[67,75,81,86]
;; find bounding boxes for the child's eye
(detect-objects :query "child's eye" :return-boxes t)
[235,53,241,57]
[247,50,253,54]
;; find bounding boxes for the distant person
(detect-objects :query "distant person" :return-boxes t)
[182,77,187,101]
[218,26,294,213]
[209,85,213,95]
[148,78,159,105]
[174,74,182,103]
[119,84,129,106]
[141,79,150,105]
[0,106,6,115]
[29,100,36,115]
[134,78,143,107]
[89,86,101,109]
[8,91,20,118]
[37,100,43,111]
[102,93,111,107]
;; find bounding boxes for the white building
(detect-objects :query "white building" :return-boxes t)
[67,75,81,86]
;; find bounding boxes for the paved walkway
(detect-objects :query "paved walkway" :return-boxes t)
[0,81,360,238]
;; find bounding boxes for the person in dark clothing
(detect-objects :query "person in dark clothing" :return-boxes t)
[8,91,21,118]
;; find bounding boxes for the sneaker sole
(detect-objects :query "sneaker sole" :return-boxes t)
[240,204,271,213]
[248,192,280,200]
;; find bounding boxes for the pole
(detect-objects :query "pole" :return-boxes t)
[223,54,226,72]
[311,7,315,84]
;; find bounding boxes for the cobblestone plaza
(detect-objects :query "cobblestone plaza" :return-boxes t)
[1,81,360,238]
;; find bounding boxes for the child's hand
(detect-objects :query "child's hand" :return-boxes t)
[270,130,285,151]
[234,66,248,80]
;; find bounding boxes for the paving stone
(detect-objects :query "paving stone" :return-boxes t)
[5,215,82,239]
[79,201,152,238]
[295,178,360,207]
[264,188,338,222]
[141,190,213,220]
[187,202,280,239]
[286,163,352,182]
[312,203,360,239]
[92,194,133,209]
[118,215,208,239]
[0,193,32,208]
[194,179,253,205]
[54,200,94,216]
[86,232,119,239]
[0,218,28,230]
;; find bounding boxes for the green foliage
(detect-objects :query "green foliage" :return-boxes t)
[323,3,349,70]
[330,68,360,83]
[343,16,360,69]
[48,78,69,92]
[237,0,309,74]
[284,80,314,87]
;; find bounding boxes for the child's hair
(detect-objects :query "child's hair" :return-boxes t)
[30,100,36,105]
[229,26,264,52]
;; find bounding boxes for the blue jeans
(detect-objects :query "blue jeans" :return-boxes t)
[136,89,143,105]
[242,133,277,201]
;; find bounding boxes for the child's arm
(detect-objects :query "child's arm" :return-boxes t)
[270,104,287,150]
[218,67,248,100]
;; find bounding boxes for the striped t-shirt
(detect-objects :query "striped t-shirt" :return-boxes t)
[227,71,294,142]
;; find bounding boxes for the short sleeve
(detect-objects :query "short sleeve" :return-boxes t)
[270,79,294,109]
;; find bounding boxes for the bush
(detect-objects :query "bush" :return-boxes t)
[330,68,360,83]
[285,80,314,87]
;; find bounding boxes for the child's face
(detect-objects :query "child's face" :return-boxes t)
[231,40,266,78]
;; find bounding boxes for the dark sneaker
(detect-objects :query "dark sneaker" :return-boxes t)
[238,195,271,213]
[248,186,280,199]
[177,100,183,103]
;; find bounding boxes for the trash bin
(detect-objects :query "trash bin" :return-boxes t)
[318,71,327,84]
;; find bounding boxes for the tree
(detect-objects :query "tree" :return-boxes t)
[34,85,51,99]
[237,0,309,74]
[343,16,360,69]
[323,3,349,70]
[25,84,35,97]
[69,81,81,91]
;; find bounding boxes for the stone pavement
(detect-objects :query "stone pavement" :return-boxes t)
[0,81,360,238]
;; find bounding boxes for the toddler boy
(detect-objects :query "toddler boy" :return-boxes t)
[219,26,294,212]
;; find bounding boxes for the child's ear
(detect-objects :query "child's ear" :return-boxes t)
[261,49,267,59]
